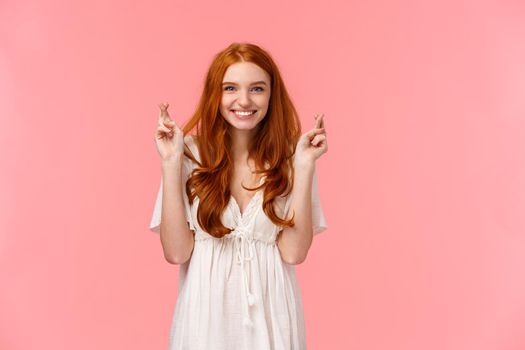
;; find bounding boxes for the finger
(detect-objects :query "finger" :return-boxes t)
[157,124,172,134]
[314,113,324,129]
[158,102,170,120]
[311,134,326,146]
[158,102,167,114]
[158,102,169,111]
[159,118,175,128]
[306,126,325,139]
[158,117,178,133]
[155,130,172,140]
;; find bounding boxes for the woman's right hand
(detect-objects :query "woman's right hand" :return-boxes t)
[154,102,185,161]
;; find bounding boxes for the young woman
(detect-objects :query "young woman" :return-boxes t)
[149,42,328,350]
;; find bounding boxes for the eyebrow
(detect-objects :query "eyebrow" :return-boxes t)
[222,81,267,86]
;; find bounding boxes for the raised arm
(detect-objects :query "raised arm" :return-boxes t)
[276,113,327,264]
[154,103,195,264]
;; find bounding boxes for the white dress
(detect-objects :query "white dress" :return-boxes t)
[149,136,328,350]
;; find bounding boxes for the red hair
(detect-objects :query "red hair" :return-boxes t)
[181,42,302,238]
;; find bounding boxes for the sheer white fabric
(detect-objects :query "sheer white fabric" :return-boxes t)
[149,135,328,350]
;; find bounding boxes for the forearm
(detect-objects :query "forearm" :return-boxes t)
[159,156,195,264]
[276,160,315,265]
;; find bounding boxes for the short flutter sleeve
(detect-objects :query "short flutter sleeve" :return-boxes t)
[149,156,196,234]
[283,165,328,236]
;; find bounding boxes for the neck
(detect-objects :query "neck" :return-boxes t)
[230,127,257,165]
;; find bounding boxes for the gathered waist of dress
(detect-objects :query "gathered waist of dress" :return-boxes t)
[193,231,276,245]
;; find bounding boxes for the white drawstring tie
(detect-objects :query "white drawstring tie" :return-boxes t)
[231,226,257,327]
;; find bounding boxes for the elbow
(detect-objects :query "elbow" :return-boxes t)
[160,227,195,265]
[281,252,308,265]
[165,253,191,265]
[277,232,311,265]
[164,245,194,265]
[282,256,306,265]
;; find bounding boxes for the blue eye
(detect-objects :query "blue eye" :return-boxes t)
[223,86,264,92]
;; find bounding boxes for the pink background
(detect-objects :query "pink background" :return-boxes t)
[1,0,525,349]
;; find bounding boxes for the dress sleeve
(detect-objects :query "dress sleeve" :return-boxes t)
[311,166,328,235]
[283,165,328,236]
[149,158,196,233]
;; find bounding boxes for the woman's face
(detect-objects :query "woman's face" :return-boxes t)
[219,62,271,131]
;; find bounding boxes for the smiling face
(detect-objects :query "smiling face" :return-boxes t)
[219,61,271,132]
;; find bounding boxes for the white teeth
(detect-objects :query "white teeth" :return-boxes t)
[233,110,256,116]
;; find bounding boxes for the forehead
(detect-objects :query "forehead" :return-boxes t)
[222,62,270,83]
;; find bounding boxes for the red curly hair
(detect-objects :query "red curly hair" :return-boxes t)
[181,42,303,238]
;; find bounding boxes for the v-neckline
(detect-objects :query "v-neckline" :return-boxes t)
[230,176,266,218]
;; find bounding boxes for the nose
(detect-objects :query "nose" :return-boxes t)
[238,89,252,106]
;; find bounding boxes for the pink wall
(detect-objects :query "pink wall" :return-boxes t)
[1,0,525,349]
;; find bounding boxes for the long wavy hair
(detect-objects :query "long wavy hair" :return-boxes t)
[181,42,302,238]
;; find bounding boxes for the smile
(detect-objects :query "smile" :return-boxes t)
[232,110,256,116]
[231,110,257,120]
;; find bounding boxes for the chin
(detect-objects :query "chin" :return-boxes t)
[228,120,261,130]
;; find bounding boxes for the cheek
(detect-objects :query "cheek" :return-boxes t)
[254,95,269,107]
[219,100,230,116]
[221,94,233,105]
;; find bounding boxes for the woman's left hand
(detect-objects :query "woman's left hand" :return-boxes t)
[294,113,328,166]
